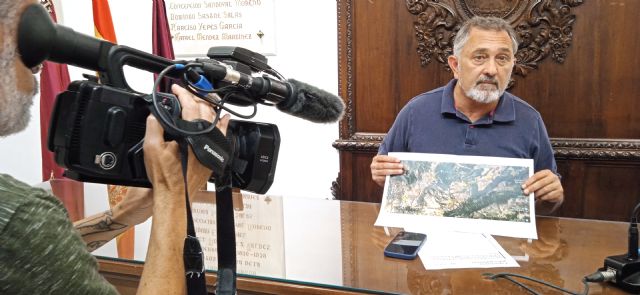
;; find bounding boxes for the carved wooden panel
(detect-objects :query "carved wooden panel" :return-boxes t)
[553,161,640,221]
[334,0,640,221]
[406,0,584,78]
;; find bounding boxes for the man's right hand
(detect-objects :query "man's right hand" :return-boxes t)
[370,155,404,187]
[171,84,230,193]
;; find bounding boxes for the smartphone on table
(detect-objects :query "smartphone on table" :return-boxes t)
[383,231,427,260]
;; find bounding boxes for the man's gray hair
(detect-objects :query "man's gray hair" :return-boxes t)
[1,0,23,56]
[452,16,519,57]
[0,0,22,22]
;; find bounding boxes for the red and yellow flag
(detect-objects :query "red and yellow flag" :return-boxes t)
[92,0,134,260]
[92,0,117,43]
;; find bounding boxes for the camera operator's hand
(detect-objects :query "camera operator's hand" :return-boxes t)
[138,85,230,294]
[143,84,230,193]
[143,115,184,193]
[172,84,230,193]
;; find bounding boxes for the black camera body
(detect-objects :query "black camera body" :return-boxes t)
[48,79,280,193]
[48,80,150,187]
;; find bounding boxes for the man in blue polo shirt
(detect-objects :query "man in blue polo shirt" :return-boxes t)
[370,16,563,214]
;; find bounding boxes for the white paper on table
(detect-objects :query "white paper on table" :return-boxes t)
[409,230,519,270]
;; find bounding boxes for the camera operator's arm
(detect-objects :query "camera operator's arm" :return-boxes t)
[73,187,152,252]
[137,85,228,294]
[137,115,187,294]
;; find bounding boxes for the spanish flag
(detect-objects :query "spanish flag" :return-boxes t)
[93,0,117,43]
[92,0,134,260]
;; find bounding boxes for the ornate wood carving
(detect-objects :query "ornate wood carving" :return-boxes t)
[553,138,640,161]
[333,137,640,161]
[337,0,356,139]
[333,133,384,152]
[333,140,380,152]
[405,0,584,77]
[331,174,341,199]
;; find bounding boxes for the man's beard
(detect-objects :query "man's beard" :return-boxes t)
[0,38,39,137]
[464,75,505,104]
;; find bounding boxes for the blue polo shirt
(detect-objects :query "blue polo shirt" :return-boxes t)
[379,79,557,173]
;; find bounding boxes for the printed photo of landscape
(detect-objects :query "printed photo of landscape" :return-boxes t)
[384,160,531,222]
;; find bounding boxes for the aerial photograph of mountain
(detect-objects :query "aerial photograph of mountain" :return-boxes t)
[385,161,530,222]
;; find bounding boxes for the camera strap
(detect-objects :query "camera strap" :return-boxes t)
[176,119,232,178]
[175,120,237,294]
[179,141,208,295]
[212,181,237,295]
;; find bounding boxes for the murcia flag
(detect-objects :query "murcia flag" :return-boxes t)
[38,0,85,222]
[152,0,175,92]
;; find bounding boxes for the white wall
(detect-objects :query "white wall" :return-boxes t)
[0,0,339,199]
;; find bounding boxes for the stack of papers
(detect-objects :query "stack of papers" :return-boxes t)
[406,229,519,270]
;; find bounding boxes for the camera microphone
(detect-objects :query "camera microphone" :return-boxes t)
[199,63,345,123]
[276,79,345,124]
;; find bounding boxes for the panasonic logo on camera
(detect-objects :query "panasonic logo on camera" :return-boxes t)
[204,144,224,162]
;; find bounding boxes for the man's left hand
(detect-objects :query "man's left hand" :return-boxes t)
[523,169,564,212]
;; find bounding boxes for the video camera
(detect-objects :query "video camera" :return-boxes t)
[19,4,287,193]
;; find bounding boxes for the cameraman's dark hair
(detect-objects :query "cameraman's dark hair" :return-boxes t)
[452,16,518,57]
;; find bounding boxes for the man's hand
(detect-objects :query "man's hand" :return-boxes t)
[171,84,230,193]
[143,115,184,194]
[370,155,404,187]
[522,169,564,214]
[139,84,229,294]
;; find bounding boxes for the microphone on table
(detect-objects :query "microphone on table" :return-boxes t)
[586,202,640,293]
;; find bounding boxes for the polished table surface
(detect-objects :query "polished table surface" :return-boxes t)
[95,192,631,294]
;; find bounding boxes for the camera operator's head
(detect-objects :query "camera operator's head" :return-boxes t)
[0,0,39,137]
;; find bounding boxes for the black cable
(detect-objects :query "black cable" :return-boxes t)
[499,275,540,295]
[264,67,285,80]
[151,63,219,137]
[185,85,258,119]
[178,63,261,119]
[213,92,257,119]
[155,60,285,128]
[483,272,590,295]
